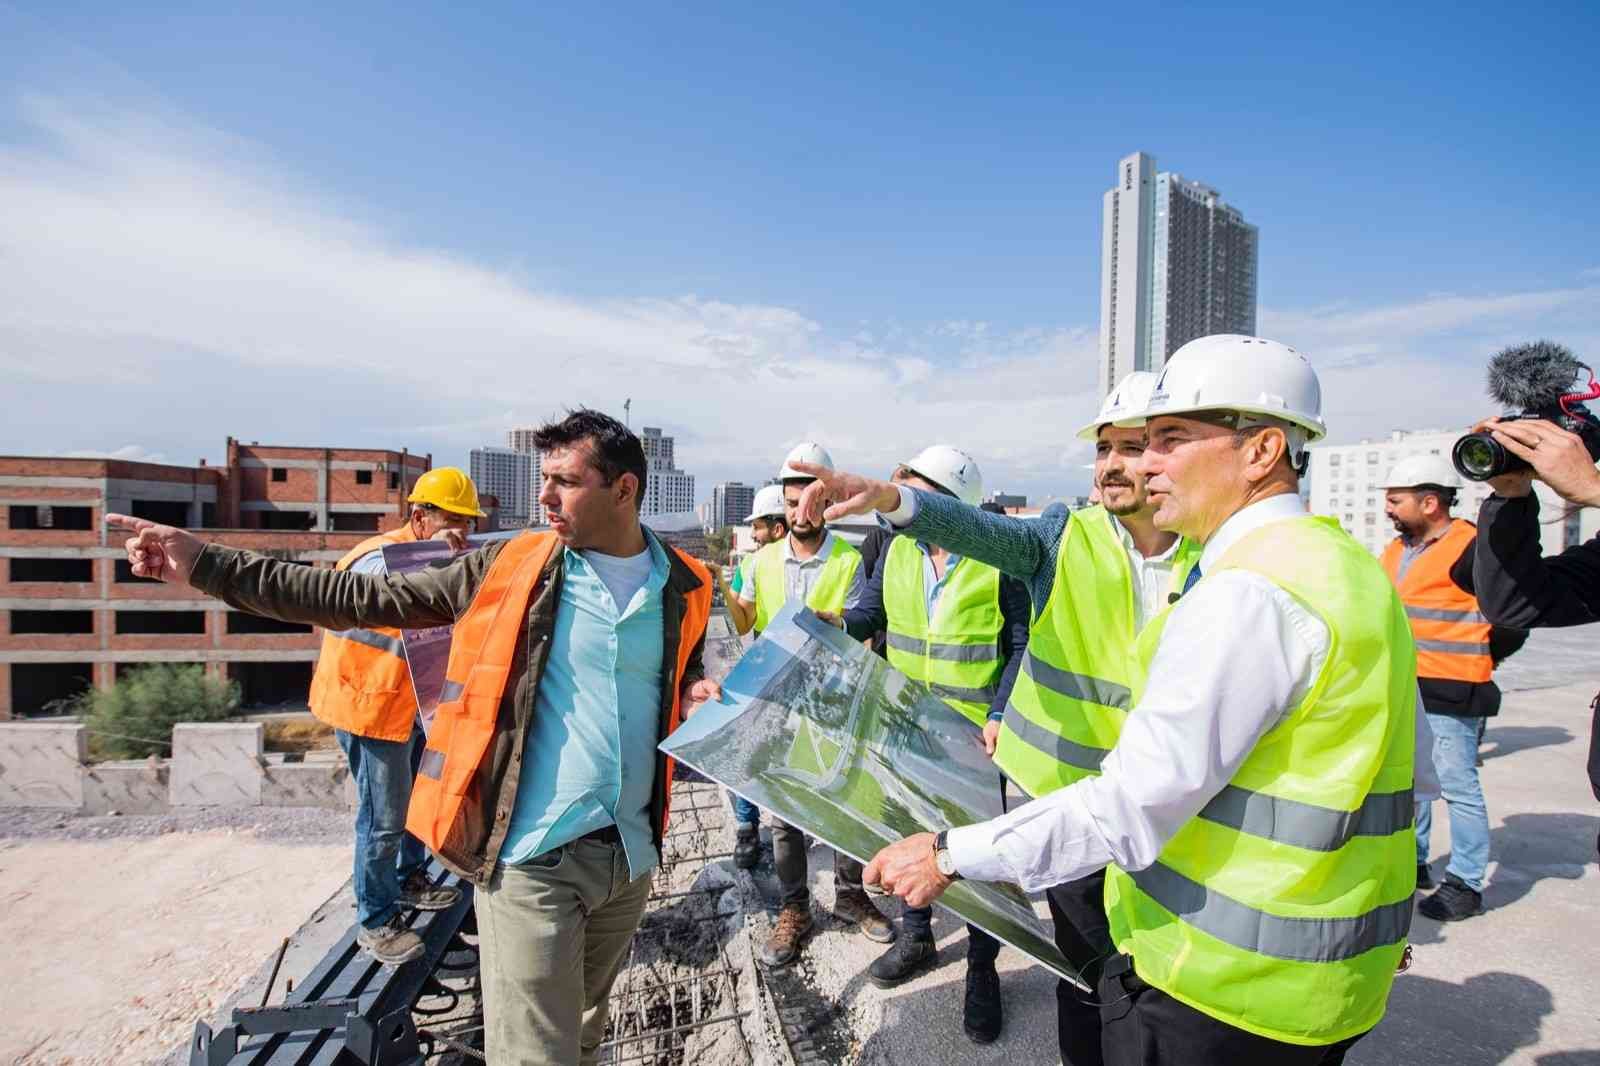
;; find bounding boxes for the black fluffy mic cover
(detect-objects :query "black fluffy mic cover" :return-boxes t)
[1486,341,1584,409]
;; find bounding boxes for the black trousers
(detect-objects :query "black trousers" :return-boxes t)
[1046,868,1114,1066]
[1097,953,1367,1066]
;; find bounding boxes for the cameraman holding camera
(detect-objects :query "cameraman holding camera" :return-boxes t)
[1471,416,1600,816]
[1457,341,1600,850]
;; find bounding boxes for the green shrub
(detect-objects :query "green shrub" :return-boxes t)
[73,664,241,760]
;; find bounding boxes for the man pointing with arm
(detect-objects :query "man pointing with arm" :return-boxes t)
[794,336,1423,1066]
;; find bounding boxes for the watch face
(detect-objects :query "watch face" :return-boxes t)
[937,850,957,876]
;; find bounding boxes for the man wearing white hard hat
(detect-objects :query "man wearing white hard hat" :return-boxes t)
[714,482,791,870]
[737,442,892,968]
[1380,456,1525,923]
[820,446,1031,1044]
[792,336,1435,1064]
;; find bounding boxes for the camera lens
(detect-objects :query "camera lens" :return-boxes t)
[1452,433,1504,481]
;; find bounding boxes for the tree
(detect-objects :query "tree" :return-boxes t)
[69,664,241,760]
[703,527,734,566]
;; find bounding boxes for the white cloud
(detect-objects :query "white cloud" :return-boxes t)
[1,96,1596,499]
[59,445,168,463]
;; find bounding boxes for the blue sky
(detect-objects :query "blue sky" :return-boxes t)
[2,3,1597,501]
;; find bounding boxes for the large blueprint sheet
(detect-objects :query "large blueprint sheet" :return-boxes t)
[661,604,1077,981]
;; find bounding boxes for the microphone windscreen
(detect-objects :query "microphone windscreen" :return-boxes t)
[1487,341,1583,409]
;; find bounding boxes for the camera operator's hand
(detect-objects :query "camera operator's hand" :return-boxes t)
[1476,417,1600,507]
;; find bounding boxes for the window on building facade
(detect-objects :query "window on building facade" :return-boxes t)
[11,557,94,582]
[390,472,401,490]
[271,467,288,482]
[355,469,373,485]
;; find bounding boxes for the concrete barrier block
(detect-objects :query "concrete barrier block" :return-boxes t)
[0,722,88,808]
[261,756,350,809]
[170,722,264,806]
[82,757,170,815]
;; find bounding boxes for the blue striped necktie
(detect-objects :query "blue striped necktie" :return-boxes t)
[1181,565,1203,596]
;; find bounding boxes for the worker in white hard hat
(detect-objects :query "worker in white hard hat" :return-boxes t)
[721,484,788,637]
[716,482,789,869]
[792,335,1437,1065]
[737,442,892,968]
[816,445,1030,1044]
[1380,456,1525,923]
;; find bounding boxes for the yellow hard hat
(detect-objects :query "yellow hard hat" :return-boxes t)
[407,467,487,517]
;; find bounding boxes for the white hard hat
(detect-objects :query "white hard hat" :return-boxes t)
[744,484,787,522]
[1384,454,1461,491]
[899,445,984,507]
[1144,334,1327,442]
[779,441,834,480]
[1077,371,1160,441]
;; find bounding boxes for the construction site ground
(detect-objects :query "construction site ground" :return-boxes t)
[2,625,1597,1065]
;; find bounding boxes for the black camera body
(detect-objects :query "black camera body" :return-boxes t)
[1453,341,1600,481]
[1453,405,1600,482]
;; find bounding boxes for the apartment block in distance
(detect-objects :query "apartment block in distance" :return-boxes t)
[710,482,756,529]
[471,446,536,529]
[1099,151,1259,398]
[0,439,430,720]
[1307,428,1594,557]
[639,427,696,517]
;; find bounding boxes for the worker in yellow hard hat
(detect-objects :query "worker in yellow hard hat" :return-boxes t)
[306,465,482,964]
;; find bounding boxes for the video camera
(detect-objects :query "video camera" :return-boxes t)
[1452,341,1600,481]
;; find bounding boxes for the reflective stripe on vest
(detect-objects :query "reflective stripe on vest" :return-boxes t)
[991,506,1199,798]
[406,533,714,866]
[750,535,862,633]
[307,525,420,743]
[1379,520,1492,683]
[880,536,1004,727]
[1106,515,1418,1047]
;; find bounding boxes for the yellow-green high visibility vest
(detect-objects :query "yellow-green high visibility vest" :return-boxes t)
[993,506,1200,798]
[751,535,862,633]
[1105,514,1418,1047]
[881,535,1004,728]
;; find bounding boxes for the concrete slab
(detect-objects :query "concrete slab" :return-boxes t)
[0,721,88,808]
[260,755,350,808]
[748,626,1600,1066]
[82,757,169,814]
[169,722,265,806]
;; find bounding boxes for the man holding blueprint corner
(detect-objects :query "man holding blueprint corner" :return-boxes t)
[789,336,1430,1066]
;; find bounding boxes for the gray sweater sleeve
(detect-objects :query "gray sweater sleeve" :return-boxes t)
[898,490,1069,607]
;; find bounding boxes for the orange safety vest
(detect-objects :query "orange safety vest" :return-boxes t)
[406,531,713,857]
[307,525,420,742]
[1380,518,1492,684]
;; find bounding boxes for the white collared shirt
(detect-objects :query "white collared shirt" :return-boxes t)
[949,493,1437,890]
[1111,518,1183,629]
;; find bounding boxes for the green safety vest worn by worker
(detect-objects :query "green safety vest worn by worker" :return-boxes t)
[881,535,1004,728]
[992,505,1200,798]
[750,535,863,633]
[1105,514,1417,1047]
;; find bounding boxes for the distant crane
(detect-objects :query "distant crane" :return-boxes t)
[623,398,632,428]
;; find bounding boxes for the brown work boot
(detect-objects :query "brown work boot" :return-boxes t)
[833,886,895,943]
[400,870,462,911]
[355,913,425,966]
[759,903,814,967]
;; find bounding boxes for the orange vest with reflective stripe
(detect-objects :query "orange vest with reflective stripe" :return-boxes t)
[405,531,713,858]
[1381,519,1492,684]
[307,525,419,742]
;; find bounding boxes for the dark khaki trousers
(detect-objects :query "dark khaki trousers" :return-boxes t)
[477,837,652,1065]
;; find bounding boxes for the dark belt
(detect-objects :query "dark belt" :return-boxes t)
[578,824,622,845]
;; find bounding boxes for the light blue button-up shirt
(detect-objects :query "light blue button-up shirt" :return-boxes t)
[499,532,670,880]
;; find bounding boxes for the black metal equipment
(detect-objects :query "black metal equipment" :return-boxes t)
[188,863,476,1065]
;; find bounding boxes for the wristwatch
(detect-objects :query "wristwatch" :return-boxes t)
[933,830,962,881]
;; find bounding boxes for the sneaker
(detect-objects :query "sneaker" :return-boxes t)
[400,871,462,911]
[963,961,1003,1044]
[734,824,760,870]
[759,903,814,967]
[1416,862,1435,892]
[833,886,895,944]
[1417,874,1484,922]
[867,934,937,988]
[355,914,425,965]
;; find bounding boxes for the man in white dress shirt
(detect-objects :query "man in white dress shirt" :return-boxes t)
[792,334,1430,1065]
